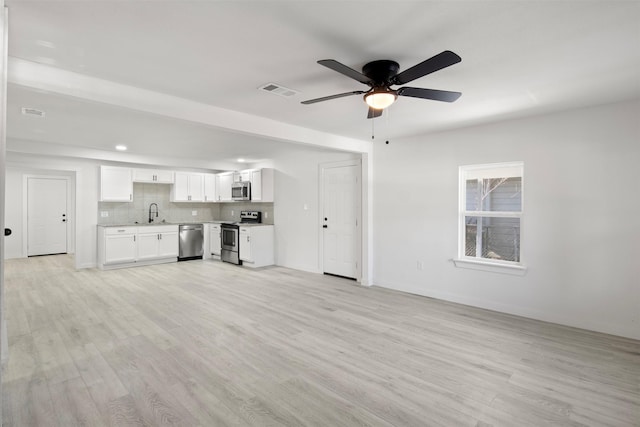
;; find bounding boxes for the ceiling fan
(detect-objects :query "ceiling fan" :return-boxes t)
[301,50,462,119]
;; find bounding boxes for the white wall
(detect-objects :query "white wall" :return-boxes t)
[253,149,360,274]
[5,153,100,268]
[372,99,640,340]
[5,168,76,259]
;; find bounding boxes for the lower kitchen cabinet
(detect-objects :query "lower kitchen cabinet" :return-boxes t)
[210,223,221,257]
[98,225,179,269]
[239,225,274,268]
[137,226,179,261]
[102,227,137,264]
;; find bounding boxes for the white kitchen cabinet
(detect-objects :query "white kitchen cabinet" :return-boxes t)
[100,166,133,202]
[210,223,221,256]
[216,172,234,202]
[137,225,179,260]
[239,228,252,262]
[171,172,205,202]
[133,168,174,184]
[244,168,274,202]
[98,225,179,269]
[203,173,217,203]
[158,228,179,257]
[234,170,250,182]
[239,225,274,268]
[101,227,137,265]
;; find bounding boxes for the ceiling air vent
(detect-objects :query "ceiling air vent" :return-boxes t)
[21,107,46,118]
[258,82,299,98]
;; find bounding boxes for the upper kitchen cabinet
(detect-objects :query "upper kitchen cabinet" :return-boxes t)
[216,172,234,202]
[133,168,174,184]
[247,168,274,202]
[100,166,133,202]
[203,173,217,203]
[234,170,251,182]
[171,172,205,202]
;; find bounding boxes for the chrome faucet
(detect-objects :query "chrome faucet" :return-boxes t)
[148,203,158,223]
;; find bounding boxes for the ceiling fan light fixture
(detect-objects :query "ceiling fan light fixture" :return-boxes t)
[364,89,397,110]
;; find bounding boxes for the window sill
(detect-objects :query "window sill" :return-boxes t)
[451,258,527,276]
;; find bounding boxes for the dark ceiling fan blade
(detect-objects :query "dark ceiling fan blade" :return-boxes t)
[318,60,372,85]
[367,107,383,119]
[301,90,366,105]
[392,51,461,85]
[397,87,461,102]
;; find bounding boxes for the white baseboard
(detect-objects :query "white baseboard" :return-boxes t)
[373,279,640,341]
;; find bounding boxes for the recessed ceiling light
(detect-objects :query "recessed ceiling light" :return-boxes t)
[237,158,246,163]
[115,145,127,151]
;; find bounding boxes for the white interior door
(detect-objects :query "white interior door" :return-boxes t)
[322,162,360,279]
[28,177,68,256]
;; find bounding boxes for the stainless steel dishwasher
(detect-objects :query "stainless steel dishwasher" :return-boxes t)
[178,224,204,261]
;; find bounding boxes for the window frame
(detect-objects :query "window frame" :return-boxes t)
[455,161,526,275]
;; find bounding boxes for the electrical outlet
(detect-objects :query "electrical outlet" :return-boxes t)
[100,211,109,218]
[231,210,234,216]
[264,212,268,219]
[192,210,197,216]
[417,261,424,271]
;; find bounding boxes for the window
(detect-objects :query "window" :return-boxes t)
[457,162,524,271]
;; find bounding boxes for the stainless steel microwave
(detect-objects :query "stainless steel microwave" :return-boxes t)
[231,181,251,201]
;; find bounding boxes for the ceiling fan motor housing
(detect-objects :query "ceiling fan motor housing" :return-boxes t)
[362,60,400,86]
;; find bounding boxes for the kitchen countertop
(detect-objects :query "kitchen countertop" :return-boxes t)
[98,221,273,228]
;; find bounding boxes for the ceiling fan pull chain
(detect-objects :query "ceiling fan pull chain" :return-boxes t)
[371,116,375,140]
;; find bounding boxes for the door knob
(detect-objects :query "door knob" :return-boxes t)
[62,219,66,222]
[322,225,328,228]
[4,228,11,236]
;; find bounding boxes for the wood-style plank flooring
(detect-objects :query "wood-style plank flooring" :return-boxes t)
[2,255,639,426]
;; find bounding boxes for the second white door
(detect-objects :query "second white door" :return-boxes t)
[322,162,360,279]
[27,178,68,256]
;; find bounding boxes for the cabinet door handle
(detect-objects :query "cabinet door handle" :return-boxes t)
[134,235,136,242]
[130,194,132,201]
[323,225,328,228]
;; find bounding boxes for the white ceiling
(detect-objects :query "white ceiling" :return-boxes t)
[5,1,640,164]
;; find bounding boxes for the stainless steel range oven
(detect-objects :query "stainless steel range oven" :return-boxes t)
[221,223,241,265]
[220,211,262,265]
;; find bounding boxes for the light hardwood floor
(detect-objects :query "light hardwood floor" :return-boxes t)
[2,255,639,426]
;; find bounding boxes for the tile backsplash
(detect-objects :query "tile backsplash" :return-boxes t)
[98,183,273,225]
[219,202,274,225]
